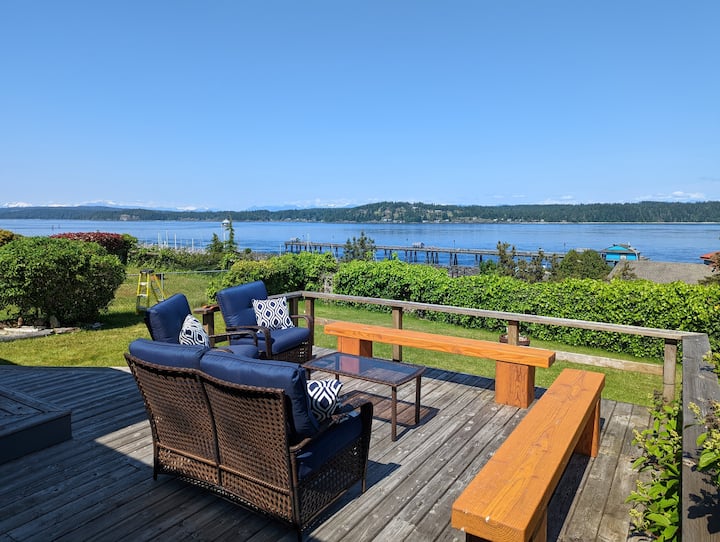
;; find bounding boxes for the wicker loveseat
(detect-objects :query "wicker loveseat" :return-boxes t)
[125,339,373,538]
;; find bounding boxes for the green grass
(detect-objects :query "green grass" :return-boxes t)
[0,269,666,406]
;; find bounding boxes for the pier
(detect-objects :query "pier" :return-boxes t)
[283,240,564,267]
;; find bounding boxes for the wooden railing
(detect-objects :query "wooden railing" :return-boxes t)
[283,289,718,540]
[287,290,690,401]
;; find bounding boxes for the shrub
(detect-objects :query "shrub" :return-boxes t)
[627,393,681,541]
[0,237,126,325]
[50,232,137,263]
[129,246,224,271]
[207,252,337,300]
[0,229,21,247]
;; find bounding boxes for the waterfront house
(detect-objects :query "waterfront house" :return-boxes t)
[600,243,641,264]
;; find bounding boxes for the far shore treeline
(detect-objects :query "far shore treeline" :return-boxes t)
[1,201,719,223]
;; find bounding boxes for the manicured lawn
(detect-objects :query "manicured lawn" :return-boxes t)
[0,269,667,406]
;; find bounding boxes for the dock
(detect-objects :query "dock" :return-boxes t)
[284,241,564,267]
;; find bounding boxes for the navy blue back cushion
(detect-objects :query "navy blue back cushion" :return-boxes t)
[199,349,319,440]
[128,338,207,369]
[144,293,192,343]
[216,281,268,329]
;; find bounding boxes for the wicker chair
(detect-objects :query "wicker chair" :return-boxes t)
[125,340,373,539]
[215,280,314,362]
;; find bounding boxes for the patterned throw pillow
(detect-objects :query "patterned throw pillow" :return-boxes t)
[252,297,294,330]
[306,379,343,422]
[178,314,210,347]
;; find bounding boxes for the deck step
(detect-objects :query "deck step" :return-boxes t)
[0,385,72,463]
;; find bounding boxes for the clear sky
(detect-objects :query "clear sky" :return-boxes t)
[2,1,719,211]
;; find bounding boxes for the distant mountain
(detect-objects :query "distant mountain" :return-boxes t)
[0,201,718,223]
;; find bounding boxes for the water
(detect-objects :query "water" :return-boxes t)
[0,219,718,264]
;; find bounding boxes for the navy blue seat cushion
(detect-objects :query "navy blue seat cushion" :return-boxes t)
[229,326,310,356]
[223,344,261,358]
[128,338,207,369]
[144,293,192,344]
[216,281,268,329]
[199,350,319,440]
[296,412,363,480]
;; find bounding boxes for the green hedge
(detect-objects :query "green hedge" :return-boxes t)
[333,259,720,359]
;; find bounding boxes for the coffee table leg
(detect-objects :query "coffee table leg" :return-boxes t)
[391,386,397,441]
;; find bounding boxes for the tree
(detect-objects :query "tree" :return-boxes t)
[206,233,224,254]
[516,249,547,283]
[496,241,517,277]
[223,218,238,253]
[550,249,609,280]
[342,231,376,262]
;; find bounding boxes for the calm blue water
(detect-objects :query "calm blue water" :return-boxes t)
[1,219,718,265]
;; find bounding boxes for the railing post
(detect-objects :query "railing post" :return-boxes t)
[304,296,315,321]
[305,296,315,348]
[193,306,217,346]
[392,306,403,361]
[506,320,520,346]
[287,296,299,317]
[663,338,678,402]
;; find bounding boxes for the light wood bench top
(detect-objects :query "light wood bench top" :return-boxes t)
[451,368,605,541]
[323,321,555,368]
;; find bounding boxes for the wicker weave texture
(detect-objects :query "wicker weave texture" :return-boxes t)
[125,352,372,534]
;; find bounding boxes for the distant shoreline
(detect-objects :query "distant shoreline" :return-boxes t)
[1,201,719,224]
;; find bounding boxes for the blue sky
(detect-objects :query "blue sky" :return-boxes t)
[2,1,719,211]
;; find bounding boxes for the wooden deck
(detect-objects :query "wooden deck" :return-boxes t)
[0,355,649,541]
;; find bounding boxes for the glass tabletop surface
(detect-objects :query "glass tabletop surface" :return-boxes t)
[304,352,425,386]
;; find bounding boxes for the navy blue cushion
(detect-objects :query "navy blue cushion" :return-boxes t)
[223,344,261,358]
[128,338,207,369]
[216,281,268,329]
[199,350,319,440]
[144,293,192,344]
[232,326,309,356]
[296,412,363,480]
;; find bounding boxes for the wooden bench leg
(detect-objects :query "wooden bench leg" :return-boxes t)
[530,511,548,542]
[575,399,601,457]
[337,336,373,357]
[494,361,535,408]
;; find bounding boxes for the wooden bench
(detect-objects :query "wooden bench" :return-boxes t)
[323,321,556,408]
[451,368,605,542]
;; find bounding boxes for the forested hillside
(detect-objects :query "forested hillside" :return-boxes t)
[0,201,718,223]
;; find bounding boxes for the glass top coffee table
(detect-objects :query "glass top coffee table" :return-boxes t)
[304,352,426,441]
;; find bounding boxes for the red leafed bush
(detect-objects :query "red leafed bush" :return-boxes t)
[50,232,136,263]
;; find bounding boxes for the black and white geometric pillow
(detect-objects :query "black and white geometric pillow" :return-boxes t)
[252,297,294,330]
[178,314,210,347]
[306,379,343,422]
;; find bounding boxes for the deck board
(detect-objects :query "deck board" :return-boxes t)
[0,359,647,542]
